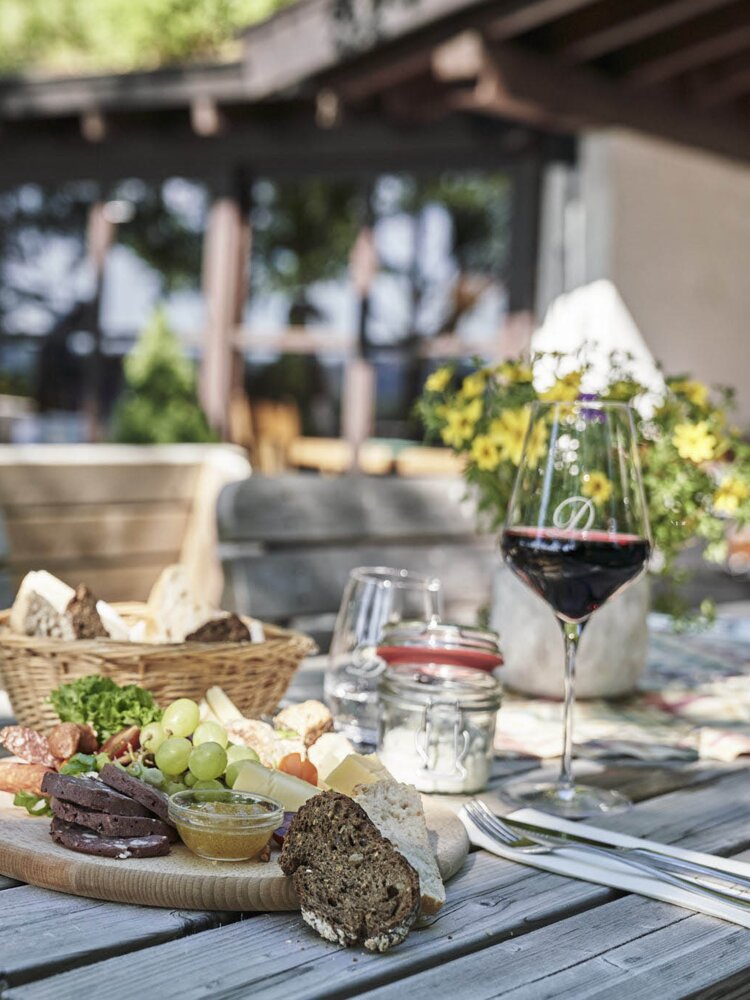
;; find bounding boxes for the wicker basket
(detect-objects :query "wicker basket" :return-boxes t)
[0,604,317,732]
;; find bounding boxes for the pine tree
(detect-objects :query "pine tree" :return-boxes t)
[111,307,216,444]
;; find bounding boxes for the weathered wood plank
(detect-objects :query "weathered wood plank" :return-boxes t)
[15,768,750,1000]
[0,884,240,990]
[0,461,200,506]
[5,508,188,562]
[222,543,495,621]
[217,474,479,544]
[358,895,750,1000]
[0,875,21,890]
[7,853,618,1000]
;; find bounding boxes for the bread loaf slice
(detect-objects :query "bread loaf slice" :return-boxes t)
[9,572,109,640]
[145,564,212,642]
[354,780,446,915]
[279,790,420,952]
[275,700,332,747]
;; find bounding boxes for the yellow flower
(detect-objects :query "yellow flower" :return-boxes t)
[425,367,452,393]
[490,407,532,466]
[671,379,709,409]
[441,400,482,449]
[526,415,548,464]
[497,361,533,384]
[460,371,487,399]
[471,435,501,471]
[463,397,483,424]
[713,477,750,515]
[540,372,582,403]
[582,471,613,506]
[672,421,716,463]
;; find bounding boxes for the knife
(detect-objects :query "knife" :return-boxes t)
[504,816,750,895]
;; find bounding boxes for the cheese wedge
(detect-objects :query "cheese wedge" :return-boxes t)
[324,753,392,796]
[231,760,318,812]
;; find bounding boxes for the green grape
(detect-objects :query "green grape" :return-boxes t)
[162,699,200,738]
[155,736,192,775]
[141,767,165,787]
[226,744,259,765]
[165,780,188,796]
[193,779,223,790]
[224,762,244,788]
[141,721,167,753]
[183,771,198,787]
[192,721,228,749]
[188,741,228,782]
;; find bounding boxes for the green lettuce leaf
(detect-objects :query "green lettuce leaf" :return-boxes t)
[13,792,52,817]
[49,675,161,742]
[59,753,97,775]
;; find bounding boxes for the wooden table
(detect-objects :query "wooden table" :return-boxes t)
[4,664,750,999]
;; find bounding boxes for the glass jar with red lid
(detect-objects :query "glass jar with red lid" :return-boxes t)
[377,620,502,674]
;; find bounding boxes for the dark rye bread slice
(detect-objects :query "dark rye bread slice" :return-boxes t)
[99,764,174,826]
[50,797,178,842]
[279,791,421,952]
[67,584,108,639]
[50,817,170,859]
[41,773,151,818]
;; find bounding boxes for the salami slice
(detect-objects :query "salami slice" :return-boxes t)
[41,773,152,817]
[50,817,170,858]
[0,726,57,768]
[99,764,173,826]
[0,760,52,795]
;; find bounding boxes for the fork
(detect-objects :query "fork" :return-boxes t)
[462,799,750,909]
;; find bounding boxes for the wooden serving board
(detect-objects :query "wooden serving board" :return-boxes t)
[0,790,468,912]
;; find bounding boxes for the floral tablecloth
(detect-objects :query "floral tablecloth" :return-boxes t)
[495,621,750,763]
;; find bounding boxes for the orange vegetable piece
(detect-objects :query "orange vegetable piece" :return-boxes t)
[278,752,318,786]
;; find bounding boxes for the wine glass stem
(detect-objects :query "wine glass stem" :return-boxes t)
[558,619,586,794]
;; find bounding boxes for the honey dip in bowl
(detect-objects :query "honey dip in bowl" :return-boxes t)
[169,789,283,861]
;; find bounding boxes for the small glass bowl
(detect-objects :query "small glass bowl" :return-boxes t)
[168,789,283,862]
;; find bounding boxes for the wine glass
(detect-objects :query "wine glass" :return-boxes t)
[325,567,443,748]
[500,400,651,818]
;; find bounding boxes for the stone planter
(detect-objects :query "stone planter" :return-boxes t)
[490,563,650,699]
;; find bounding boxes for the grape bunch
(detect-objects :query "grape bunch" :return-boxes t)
[129,698,258,795]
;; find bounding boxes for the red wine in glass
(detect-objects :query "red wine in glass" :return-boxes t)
[501,528,650,623]
[500,400,651,819]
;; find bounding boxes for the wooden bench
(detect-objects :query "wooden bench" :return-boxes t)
[0,444,251,606]
[218,473,496,647]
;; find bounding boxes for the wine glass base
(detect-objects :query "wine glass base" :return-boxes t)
[499,778,631,820]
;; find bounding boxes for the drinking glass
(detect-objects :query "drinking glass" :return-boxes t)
[500,401,651,817]
[325,566,443,747]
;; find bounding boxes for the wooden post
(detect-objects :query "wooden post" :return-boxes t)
[200,174,250,440]
[346,187,378,470]
[84,200,115,442]
[507,155,543,315]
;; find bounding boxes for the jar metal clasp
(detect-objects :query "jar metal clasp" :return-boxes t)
[414,698,470,779]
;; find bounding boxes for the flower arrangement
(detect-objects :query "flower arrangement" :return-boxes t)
[418,353,750,617]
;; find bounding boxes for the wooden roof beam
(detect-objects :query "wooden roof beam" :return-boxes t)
[611,0,750,87]
[446,35,750,162]
[688,47,750,107]
[479,0,602,41]
[551,0,739,64]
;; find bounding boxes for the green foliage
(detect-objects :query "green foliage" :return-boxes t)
[251,178,363,294]
[50,674,162,742]
[0,0,291,74]
[111,307,217,444]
